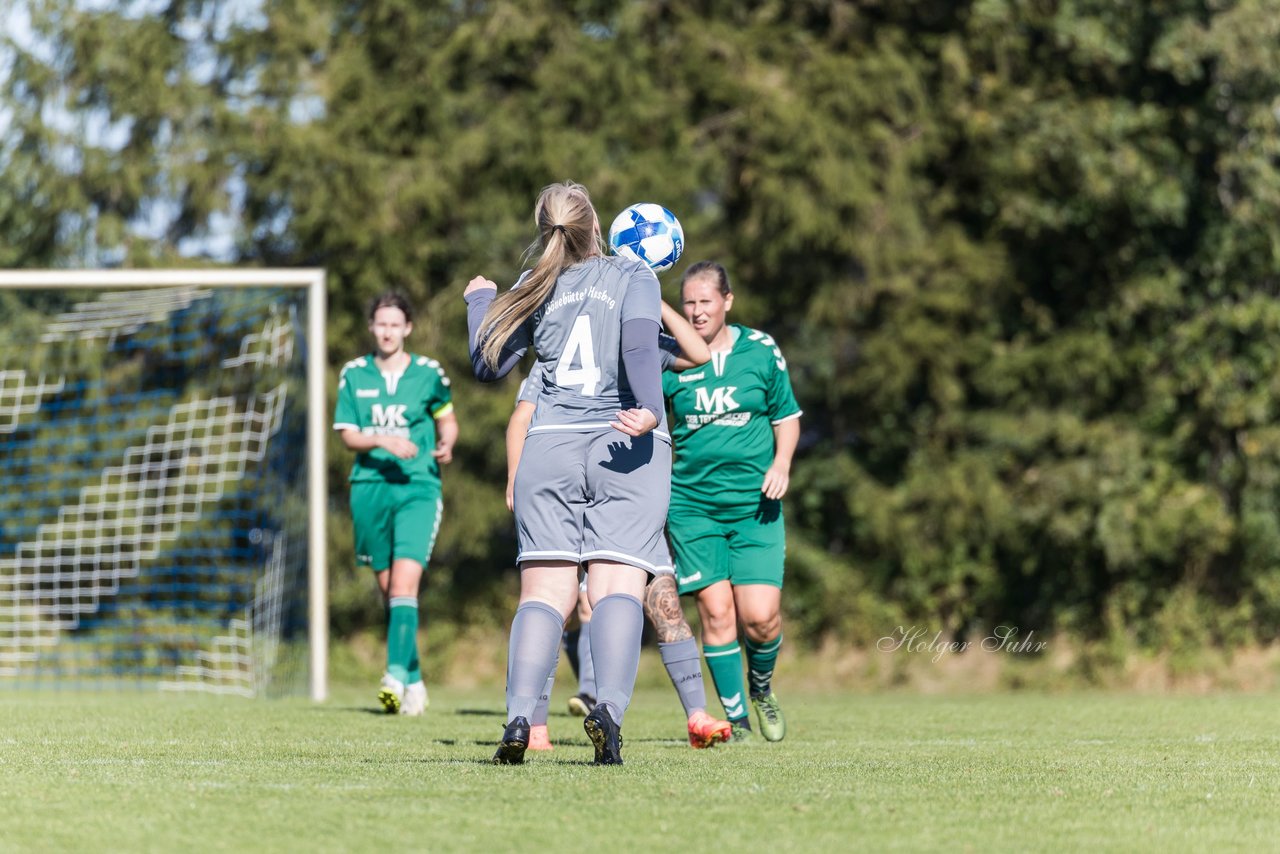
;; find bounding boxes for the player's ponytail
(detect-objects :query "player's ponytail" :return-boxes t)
[479,181,605,369]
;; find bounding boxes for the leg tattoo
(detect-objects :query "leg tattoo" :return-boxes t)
[644,574,693,643]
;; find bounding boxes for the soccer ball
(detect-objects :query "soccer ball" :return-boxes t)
[608,203,685,273]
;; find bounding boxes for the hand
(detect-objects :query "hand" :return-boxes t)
[465,276,498,297]
[761,462,790,500]
[610,407,658,437]
[431,441,453,464]
[505,478,515,513]
[379,436,419,460]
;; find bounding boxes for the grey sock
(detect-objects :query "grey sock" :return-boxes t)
[660,637,706,719]
[577,619,596,699]
[588,594,644,727]
[532,658,557,726]
[505,600,564,723]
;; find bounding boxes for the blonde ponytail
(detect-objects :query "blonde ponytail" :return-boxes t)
[479,182,604,368]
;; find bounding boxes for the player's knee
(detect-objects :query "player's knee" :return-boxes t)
[742,613,781,642]
[702,605,736,636]
[387,577,422,598]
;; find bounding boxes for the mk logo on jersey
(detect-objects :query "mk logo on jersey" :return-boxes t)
[370,404,408,427]
[694,386,739,415]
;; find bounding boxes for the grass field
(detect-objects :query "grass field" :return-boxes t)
[2,684,1277,852]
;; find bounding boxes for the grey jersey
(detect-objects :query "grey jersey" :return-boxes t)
[516,374,539,407]
[518,331,681,415]
[509,256,668,440]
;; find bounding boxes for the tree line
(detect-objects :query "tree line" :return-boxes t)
[4,1,1280,659]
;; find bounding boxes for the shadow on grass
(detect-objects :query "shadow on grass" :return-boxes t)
[417,755,608,767]
[311,706,395,716]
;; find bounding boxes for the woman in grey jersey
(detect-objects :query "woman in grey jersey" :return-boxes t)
[506,303,732,752]
[464,181,669,766]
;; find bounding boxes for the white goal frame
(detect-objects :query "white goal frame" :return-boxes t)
[0,269,328,701]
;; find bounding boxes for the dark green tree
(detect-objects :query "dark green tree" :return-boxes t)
[5,0,1280,662]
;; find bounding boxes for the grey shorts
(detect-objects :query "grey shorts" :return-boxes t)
[514,429,673,575]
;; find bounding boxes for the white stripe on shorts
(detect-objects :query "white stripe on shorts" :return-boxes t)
[579,549,674,575]
[422,497,443,563]
[517,549,582,564]
[526,423,613,433]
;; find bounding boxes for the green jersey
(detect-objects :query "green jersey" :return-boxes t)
[662,324,801,509]
[333,353,454,490]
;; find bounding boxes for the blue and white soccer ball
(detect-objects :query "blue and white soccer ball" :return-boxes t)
[608,203,685,273]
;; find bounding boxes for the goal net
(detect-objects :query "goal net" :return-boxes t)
[0,270,327,699]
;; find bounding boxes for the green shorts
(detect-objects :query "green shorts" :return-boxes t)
[350,481,443,572]
[669,498,785,594]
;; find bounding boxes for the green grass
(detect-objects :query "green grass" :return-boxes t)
[2,686,1277,852]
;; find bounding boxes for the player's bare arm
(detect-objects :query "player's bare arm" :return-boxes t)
[432,411,458,464]
[643,574,693,643]
[762,417,800,500]
[505,401,535,512]
[660,300,711,369]
[339,428,418,460]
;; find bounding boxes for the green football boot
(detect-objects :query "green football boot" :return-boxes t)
[751,692,786,742]
[728,720,756,744]
[378,673,404,714]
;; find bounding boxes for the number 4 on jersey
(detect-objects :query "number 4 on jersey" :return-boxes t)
[555,315,602,396]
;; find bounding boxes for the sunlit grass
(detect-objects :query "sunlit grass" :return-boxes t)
[2,686,1276,852]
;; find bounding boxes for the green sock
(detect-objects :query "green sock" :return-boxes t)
[745,634,782,698]
[387,597,418,685]
[703,640,748,723]
[407,632,422,686]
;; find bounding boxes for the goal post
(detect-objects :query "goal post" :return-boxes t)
[0,269,328,701]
